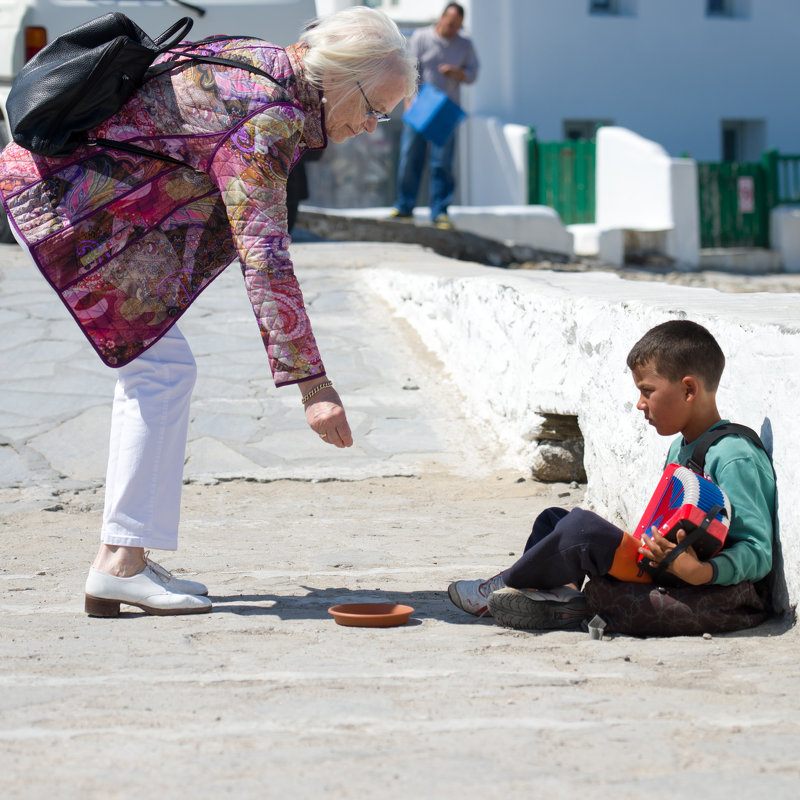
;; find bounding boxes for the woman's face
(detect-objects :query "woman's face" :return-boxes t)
[324,71,408,143]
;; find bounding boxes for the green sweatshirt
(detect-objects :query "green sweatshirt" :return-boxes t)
[665,420,775,586]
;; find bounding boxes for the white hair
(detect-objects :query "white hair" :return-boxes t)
[301,6,417,100]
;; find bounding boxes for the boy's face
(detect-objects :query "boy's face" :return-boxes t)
[631,362,691,436]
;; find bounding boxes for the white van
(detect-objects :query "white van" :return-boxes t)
[0,0,317,242]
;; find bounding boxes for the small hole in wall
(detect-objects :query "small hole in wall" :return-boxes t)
[530,412,586,484]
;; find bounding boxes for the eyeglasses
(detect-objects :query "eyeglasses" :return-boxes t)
[356,81,391,122]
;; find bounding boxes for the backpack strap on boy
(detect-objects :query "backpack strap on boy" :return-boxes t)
[685,423,768,476]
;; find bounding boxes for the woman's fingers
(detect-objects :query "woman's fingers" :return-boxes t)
[335,420,353,447]
[305,395,353,447]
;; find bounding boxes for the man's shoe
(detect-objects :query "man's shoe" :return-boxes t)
[434,214,453,230]
[447,572,506,616]
[145,553,208,596]
[85,566,213,617]
[388,209,413,221]
[487,585,588,630]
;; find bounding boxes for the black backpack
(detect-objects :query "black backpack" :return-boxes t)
[6,12,288,166]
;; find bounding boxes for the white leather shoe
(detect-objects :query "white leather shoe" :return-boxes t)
[145,555,208,596]
[85,566,213,617]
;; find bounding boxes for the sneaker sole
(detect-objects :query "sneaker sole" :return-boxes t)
[487,590,586,630]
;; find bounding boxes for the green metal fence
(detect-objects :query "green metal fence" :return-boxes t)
[697,159,770,248]
[525,131,797,248]
[773,152,800,204]
[528,133,596,224]
[698,150,800,249]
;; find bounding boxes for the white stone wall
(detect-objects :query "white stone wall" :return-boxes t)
[461,116,530,206]
[367,253,800,611]
[596,127,700,269]
[447,205,573,255]
[771,206,800,274]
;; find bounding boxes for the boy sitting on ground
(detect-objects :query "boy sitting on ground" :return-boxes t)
[447,320,776,632]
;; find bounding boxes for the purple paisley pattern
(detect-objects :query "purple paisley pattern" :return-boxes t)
[0,41,327,385]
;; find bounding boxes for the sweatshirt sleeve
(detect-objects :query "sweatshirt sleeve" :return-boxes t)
[207,105,325,387]
[708,449,775,585]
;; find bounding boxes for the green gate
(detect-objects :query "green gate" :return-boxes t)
[697,159,770,248]
[528,133,596,224]
[766,150,800,205]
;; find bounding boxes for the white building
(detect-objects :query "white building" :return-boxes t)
[356,0,800,162]
[315,0,800,214]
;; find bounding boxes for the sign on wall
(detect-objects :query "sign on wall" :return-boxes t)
[738,176,755,214]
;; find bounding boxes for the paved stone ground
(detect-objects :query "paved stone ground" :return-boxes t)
[1,238,799,799]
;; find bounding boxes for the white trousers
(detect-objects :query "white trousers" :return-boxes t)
[12,224,196,551]
[100,326,197,551]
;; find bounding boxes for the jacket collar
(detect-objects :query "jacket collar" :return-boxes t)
[286,43,327,150]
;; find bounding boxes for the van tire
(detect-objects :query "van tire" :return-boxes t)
[0,123,14,244]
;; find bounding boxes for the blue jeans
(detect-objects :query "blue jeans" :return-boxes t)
[395,124,456,220]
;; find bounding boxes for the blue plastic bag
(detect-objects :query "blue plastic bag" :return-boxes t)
[402,83,466,146]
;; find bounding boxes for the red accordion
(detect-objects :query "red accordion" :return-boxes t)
[634,463,732,562]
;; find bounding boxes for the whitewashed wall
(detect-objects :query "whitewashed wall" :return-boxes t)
[461,116,529,206]
[596,126,700,269]
[771,206,800,273]
[367,254,800,612]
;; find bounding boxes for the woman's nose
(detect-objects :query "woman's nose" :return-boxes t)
[364,117,379,134]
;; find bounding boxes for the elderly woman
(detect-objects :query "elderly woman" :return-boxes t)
[0,7,417,616]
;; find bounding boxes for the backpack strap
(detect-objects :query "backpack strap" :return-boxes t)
[168,53,289,94]
[686,423,768,475]
[87,136,192,168]
[153,17,194,51]
[90,51,290,168]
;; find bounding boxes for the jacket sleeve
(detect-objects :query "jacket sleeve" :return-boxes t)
[207,104,325,387]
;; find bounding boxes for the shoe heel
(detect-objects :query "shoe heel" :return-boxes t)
[85,594,121,617]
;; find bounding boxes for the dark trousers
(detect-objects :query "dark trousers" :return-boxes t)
[395,124,457,220]
[502,507,626,590]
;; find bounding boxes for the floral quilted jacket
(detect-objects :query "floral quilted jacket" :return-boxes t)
[0,39,327,386]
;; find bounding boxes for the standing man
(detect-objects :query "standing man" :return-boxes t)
[390,3,479,229]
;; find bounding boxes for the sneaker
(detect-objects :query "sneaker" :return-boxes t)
[487,585,588,630]
[447,572,506,616]
[434,214,453,230]
[388,209,413,221]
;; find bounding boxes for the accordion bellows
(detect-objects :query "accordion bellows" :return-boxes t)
[634,464,732,560]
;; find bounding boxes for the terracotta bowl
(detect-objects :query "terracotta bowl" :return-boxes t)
[328,603,414,628]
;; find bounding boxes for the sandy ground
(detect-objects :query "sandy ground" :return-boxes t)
[2,239,800,798]
[3,471,800,799]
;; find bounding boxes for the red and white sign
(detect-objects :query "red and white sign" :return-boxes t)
[738,176,755,214]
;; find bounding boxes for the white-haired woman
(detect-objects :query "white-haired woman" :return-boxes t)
[0,6,417,616]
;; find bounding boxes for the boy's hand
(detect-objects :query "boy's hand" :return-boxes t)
[639,528,714,585]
